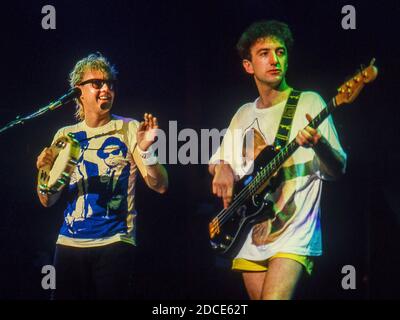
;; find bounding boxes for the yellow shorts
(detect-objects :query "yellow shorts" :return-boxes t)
[232,252,314,275]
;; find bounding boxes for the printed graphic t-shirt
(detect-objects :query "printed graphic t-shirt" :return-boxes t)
[209,92,347,260]
[51,115,140,247]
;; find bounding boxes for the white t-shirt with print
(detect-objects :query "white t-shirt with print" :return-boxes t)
[210,91,347,260]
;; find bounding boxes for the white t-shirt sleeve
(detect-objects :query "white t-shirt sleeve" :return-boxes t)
[310,93,347,180]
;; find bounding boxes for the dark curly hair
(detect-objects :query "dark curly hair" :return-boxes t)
[236,20,294,61]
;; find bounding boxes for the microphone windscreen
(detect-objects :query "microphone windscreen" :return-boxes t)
[71,87,82,97]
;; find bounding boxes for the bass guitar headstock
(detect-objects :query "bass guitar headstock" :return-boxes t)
[335,58,378,107]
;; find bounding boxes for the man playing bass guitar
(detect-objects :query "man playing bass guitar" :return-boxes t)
[209,20,347,300]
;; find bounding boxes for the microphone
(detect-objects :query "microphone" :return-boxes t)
[48,87,82,110]
[0,87,83,134]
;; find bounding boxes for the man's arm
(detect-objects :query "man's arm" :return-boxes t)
[36,147,63,207]
[209,161,235,208]
[135,113,168,194]
[296,113,346,180]
[134,150,168,194]
[313,136,346,179]
[144,164,168,194]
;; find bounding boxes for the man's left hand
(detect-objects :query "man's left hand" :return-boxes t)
[295,113,321,148]
[137,113,159,151]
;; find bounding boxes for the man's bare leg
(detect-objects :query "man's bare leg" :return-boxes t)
[242,272,266,300]
[260,257,303,300]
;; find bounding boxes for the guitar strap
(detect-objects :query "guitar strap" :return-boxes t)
[273,89,302,148]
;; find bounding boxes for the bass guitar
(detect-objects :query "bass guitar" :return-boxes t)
[209,59,378,257]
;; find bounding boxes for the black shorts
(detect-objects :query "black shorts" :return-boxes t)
[52,241,136,300]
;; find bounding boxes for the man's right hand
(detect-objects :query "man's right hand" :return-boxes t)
[36,147,56,170]
[36,147,62,208]
[211,163,235,209]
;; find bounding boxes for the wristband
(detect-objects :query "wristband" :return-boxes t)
[137,145,158,166]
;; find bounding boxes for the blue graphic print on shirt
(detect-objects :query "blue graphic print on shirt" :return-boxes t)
[59,131,131,239]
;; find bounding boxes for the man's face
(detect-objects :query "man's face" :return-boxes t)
[78,69,115,117]
[243,36,288,87]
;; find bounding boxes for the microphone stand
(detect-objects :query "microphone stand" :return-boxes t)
[0,93,75,135]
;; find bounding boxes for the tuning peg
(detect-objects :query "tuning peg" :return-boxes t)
[369,58,376,66]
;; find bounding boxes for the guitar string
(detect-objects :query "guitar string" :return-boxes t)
[213,108,325,227]
[212,122,301,223]
[211,103,333,232]
[214,103,332,227]
[213,71,372,237]
[211,142,294,232]
[212,141,297,230]
[211,129,310,234]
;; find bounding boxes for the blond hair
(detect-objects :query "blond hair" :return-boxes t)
[69,53,117,121]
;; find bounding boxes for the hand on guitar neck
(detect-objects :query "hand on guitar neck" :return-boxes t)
[296,113,346,180]
[295,113,322,148]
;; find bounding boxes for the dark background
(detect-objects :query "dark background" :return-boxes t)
[0,0,398,300]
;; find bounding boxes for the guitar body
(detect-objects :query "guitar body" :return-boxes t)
[210,145,279,257]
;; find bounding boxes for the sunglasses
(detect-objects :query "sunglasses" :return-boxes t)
[78,79,116,90]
